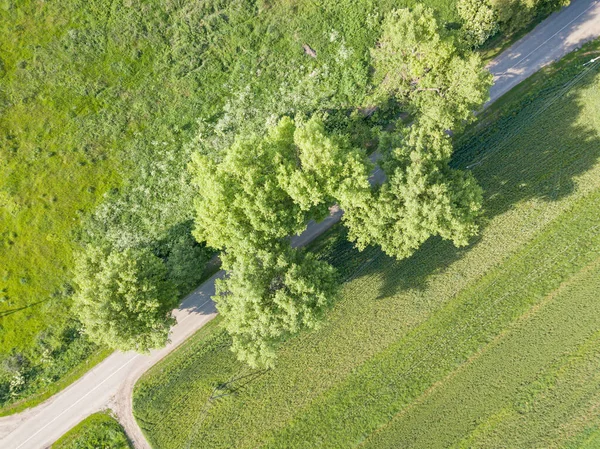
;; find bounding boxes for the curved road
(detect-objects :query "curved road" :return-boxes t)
[1,1,599,447]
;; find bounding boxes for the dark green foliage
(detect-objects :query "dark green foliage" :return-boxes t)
[0,322,100,409]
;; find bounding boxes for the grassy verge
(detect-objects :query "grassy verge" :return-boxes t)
[0,348,111,418]
[133,40,600,449]
[52,411,132,449]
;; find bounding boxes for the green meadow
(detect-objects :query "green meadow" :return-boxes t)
[132,41,600,448]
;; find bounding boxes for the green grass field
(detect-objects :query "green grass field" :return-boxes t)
[133,41,600,449]
[0,0,460,410]
[52,411,131,449]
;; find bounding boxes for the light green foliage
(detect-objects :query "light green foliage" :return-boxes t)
[73,246,177,352]
[342,124,483,259]
[53,411,131,449]
[191,116,365,366]
[457,0,499,47]
[348,6,488,261]
[277,117,373,212]
[191,116,371,252]
[190,119,311,252]
[216,247,338,368]
[372,5,492,130]
[133,43,600,449]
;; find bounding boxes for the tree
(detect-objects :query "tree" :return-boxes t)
[190,116,372,251]
[277,116,373,211]
[190,118,314,252]
[73,246,178,352]
[457,0,499,47]
[340,122,483,260]
[214,246,338,368]
[371,5,492,130]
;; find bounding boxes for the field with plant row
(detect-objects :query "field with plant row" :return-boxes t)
[52,411,131,449]
[133,41,600,449]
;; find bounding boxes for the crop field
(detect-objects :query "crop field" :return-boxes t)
[133,42,600,449]
[52,411,131,449]
[0,0,459,409]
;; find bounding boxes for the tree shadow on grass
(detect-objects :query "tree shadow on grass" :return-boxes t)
[340,61,600,300]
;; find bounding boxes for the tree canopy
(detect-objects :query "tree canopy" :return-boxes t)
[190,116,367,365]
[341,123,483,259]
[371,4,492,130]
[190,116,371,252]
[457,0,499,47]
[189,6,492,367]
[215,246,338,368]
[73,246,178,352]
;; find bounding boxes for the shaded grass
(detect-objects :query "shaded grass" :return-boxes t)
[52,410,132,449]
[133,42,600,448]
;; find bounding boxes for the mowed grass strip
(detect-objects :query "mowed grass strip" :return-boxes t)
[133,44,600,449]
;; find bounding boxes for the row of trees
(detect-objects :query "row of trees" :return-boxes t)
[72,6,491,366]
[188,6,491,367]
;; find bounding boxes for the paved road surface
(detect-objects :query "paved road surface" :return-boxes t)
[488,0,600,103]
[1,1,599,447]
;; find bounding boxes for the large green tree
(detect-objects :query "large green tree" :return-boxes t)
[190,116,371,251]
[340,123,483,260]
[334,6,488,260]
[190,116,369,366]
[190,118,314,252]
[371,5,492,130]
[215,246,338,368]
[73,246,178,352]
